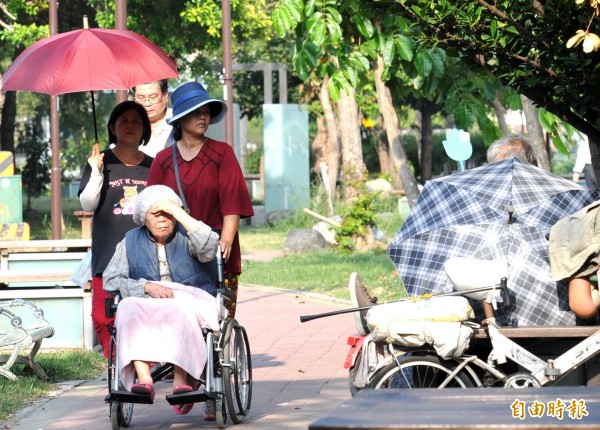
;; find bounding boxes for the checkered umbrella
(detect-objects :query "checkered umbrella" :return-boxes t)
[388,158,599,326]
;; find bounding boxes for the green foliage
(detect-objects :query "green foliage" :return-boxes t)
[274,0,508,145]
[334,175,378,252]
[1,23,49,47]
[245,148,261,174]
[393,0,600,144]
[19,120,50,208]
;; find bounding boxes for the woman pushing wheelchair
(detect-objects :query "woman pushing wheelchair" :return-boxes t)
[103,184,222,415]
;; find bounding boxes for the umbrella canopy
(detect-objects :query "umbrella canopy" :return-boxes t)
[388,158,599,326]
[1,27,178,142]
[1,27,178,95]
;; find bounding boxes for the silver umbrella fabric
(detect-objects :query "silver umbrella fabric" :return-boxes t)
[388,158,598,326]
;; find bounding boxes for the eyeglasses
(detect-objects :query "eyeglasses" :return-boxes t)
[135,94,163,104]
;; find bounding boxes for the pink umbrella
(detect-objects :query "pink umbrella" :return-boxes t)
[1,26,178,141]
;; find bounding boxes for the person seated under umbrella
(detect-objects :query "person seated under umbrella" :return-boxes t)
[351,135,541,335]
[549,201,600,322]
[103,185,222,415]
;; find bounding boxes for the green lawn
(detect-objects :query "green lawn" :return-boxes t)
[241,248,405,303]
[0,350,105,422]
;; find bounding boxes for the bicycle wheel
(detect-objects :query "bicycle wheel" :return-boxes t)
[368,355,474,389]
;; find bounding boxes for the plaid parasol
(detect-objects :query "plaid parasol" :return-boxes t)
[388,158,599,326]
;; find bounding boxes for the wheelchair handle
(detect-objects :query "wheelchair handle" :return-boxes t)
[216,245,224,289]
[218,287,235,301]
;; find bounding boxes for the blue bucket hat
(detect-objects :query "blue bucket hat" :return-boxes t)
[167,81,227,125]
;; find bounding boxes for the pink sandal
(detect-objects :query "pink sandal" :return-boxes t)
[173,385,194,415]
[131,383,155,401]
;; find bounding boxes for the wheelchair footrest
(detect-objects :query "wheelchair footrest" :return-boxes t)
[166,388,217,405]
[108,390,154,404]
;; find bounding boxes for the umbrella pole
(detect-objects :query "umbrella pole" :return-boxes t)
[90,90,99,143]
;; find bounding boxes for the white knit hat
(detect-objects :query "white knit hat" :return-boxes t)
[133,185,183,226]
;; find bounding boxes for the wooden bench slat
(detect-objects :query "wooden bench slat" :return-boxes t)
[0,270,76,283]
[0,239,91,250]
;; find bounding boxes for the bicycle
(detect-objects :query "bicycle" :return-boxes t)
[362,257,600,390]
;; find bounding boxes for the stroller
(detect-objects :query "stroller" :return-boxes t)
[104,249,252,429]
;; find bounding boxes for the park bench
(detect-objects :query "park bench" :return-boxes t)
[0,298,55,380]
[0,239,94,350]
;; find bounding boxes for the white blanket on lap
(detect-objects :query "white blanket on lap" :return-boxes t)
[116,282,221,390]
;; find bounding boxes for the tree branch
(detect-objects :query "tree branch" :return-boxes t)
[475,0,549,49]
[0,3,16,21]
[0,2,15,31]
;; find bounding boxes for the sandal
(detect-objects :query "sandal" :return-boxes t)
[131,383,155,401]
[203,400,216,421]
[173,385,194,415]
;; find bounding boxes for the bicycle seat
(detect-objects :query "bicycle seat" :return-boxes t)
[445,257,508,300]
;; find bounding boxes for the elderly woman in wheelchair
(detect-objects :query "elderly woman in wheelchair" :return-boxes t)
[103,184,223,417]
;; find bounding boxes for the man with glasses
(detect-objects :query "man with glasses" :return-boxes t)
[133,79,174,157]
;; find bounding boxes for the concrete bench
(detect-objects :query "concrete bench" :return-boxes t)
[0,298,55,380]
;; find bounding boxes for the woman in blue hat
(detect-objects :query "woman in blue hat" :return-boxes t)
[147,80,253,341]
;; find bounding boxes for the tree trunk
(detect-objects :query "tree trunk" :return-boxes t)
[312,115,327,169]
[493,96,511,135]
[420,108,433,181]
[0,91,16,154]
[414,109,422,166]
[373,121,390,176]
[374,55,420,207]
[319,76,340,197]
[520,94,550,171]
[337,86,365,203]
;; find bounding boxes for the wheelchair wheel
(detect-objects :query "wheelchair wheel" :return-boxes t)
[215,397,227,429]
[110,401,134,429]
[222,319,252,423]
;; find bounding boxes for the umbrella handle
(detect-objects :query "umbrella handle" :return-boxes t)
[500,277,511,307]
[90,90,98,143]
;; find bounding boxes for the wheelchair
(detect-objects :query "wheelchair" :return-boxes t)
[104,251,252,429]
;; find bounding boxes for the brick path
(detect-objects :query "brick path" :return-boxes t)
[9,285,356,430]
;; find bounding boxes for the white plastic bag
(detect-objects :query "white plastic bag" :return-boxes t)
[71,251,92,288]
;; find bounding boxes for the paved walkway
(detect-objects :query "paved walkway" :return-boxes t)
[8,285,357,430]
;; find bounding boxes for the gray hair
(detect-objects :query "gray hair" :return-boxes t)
[486,134,538,166]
